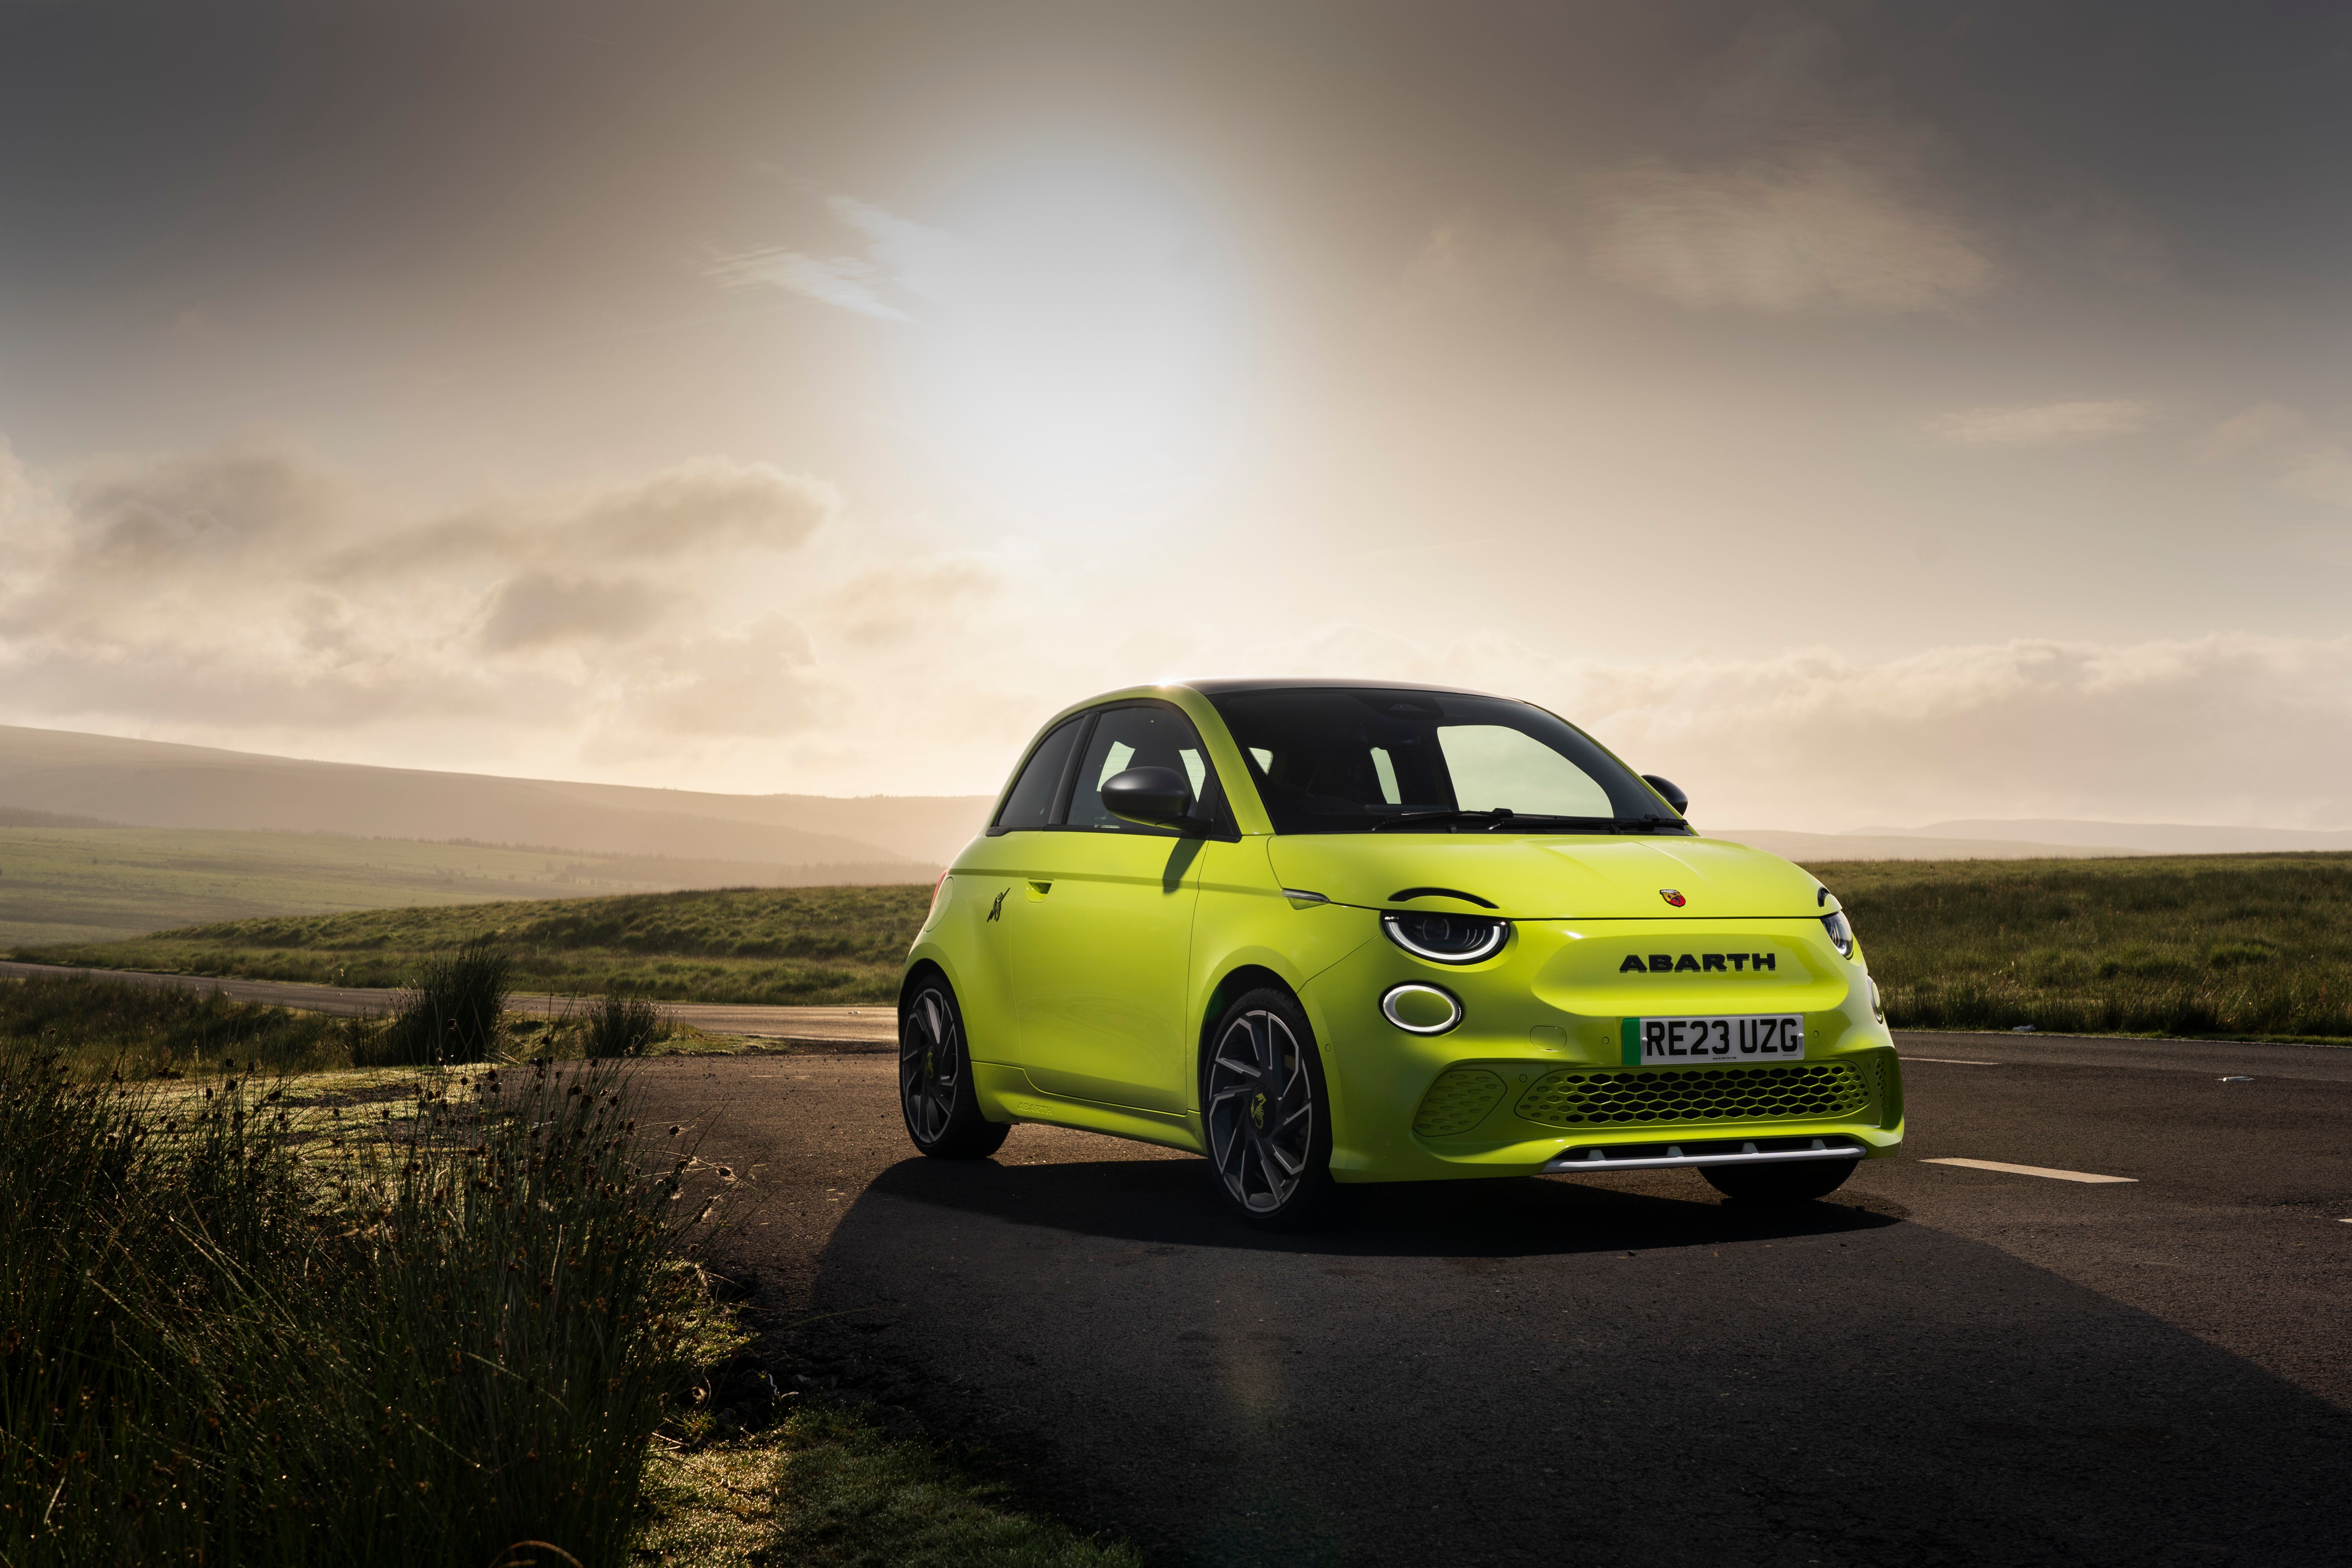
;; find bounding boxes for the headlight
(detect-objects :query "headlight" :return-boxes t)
[1822,910,1855,960]
[1381,910,1507,964]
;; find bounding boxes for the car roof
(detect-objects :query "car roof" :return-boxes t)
[1175,677,1502,699]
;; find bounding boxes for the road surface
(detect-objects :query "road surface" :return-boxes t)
[632,1030,2352,1568]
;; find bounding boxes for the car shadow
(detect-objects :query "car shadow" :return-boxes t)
[861,1151,1902,1258]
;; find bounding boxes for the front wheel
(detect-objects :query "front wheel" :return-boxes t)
[1701,1158,1856,1205]
[1203,987,1338,1230]
[899,976,1009,1159]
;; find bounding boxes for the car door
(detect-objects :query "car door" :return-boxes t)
[951,713,1088,1066]
[1011,703,1216,1114]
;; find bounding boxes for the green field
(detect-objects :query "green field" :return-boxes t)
[1826,851,2352,1039]
[0,825,925,946]
[15,884,933,1005]
[15,852,2352,1037]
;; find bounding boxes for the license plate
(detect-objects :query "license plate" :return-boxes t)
[1621,1015,1806,1066]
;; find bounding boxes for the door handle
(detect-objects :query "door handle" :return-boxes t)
[1025,880,1052,901]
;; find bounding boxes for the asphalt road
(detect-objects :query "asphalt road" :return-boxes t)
[635,1031,2352,1568]
[0,959,896,1045]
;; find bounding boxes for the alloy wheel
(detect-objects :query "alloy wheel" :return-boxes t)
[1206,1008,1315,1213]
[900,986,963,1146]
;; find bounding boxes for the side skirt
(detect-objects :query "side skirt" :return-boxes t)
[969,1062,1207,1155]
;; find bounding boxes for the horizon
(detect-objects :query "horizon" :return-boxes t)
[4,3,2350,834]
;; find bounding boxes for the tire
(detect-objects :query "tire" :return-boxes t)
[1701,1157,1856,1205]
[1202,987,1339,1230]
[898,975,1009,1159]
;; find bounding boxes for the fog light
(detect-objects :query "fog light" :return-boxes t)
[1381,983,1463,1035]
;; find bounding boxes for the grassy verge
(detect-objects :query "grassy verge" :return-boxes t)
[638,1401,1139,1567]
[1825,851,2352,1038]
[14,884,930,1006]
[0,1053,723,1566]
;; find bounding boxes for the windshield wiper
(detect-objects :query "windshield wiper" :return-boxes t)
[1368,808,1517,833]
[1366,809,1690,835]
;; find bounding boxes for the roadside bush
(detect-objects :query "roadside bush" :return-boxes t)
[0,1051,713,1567]
[581,991,669,1058]
[371,938,511,1065]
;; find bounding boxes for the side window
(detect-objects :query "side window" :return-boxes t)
[994,717,1085,831]
[1066,707,1217,833]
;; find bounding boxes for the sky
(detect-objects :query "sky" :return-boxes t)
[2,0,2350,833]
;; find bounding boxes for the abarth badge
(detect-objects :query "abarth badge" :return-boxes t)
[1659,888,1686,907]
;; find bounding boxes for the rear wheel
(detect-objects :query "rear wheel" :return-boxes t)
[1203,987,1338,1230]
[1701,1158,1856,1205]
[898,976,1009,1159]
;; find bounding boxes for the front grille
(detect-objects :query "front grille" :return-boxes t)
[1514,1061,1869,1128]
[1412,1067,1507,1137]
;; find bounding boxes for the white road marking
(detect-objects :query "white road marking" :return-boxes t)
[1903,1056,2000,1065]
[1923,1158,2137,1184]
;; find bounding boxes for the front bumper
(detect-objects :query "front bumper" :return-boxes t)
[1297,914,1905,1182]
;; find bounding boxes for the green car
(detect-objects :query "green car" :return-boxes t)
[899,681,1902,1229]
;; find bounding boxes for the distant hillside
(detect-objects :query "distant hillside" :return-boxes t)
[0,725,993,867]
[1903,818,2352,855]
[0,824,928,946]
[1713,829,2143,863]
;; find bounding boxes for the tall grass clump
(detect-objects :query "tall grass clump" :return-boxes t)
[369,938,512,1066]
[0,1050,719,1566]
[579,991,670,1059]
[0,973,352,1079]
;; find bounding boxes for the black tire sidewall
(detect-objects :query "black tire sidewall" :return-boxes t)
[1202,985,1338,1229]
[1700,1157,1855,1205]
[899,976,1009,1159]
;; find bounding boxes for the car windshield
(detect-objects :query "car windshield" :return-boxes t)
[1205,687,1684,835]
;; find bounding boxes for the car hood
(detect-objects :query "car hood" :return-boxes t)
[1265,833,1828,920]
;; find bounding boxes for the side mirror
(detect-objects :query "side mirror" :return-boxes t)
[1101,766,1198,830]
[1641,774,1689,817]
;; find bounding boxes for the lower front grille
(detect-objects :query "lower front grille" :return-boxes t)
[1514,1060,1869,1128]
[1412,1067,1507,1136]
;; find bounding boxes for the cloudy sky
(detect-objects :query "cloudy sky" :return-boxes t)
[3,0,2350,831]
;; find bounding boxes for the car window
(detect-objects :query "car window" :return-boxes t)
[1438,725,1614,817]
[1066,707,1216,833]
[1207,687,1671,834]
[994,716,1085,830]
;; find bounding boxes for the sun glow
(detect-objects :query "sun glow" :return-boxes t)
[887,145,1249,534]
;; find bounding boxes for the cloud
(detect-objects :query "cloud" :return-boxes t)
[337,455,835,574]
[1583,16,1992,317]
[0,441,840,748]
[476,571,675,652]
[2197,401,2352,509]
[707,194,963,322]
[824,556,1001,644]
[1586,145,1991,317]
[1401,217,1565,298]
[1917,399,2158,449]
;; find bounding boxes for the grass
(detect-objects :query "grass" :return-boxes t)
[0,1052,720,1566]
[0,970,369,1079]
[0,825,929,947]
[0,973,1137,1568]
[15,884,932,1006]
[636,1404,1141,1568]
[1825,851,2352,1039]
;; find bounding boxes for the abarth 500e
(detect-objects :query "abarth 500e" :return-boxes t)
[897,681,1901,1228]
